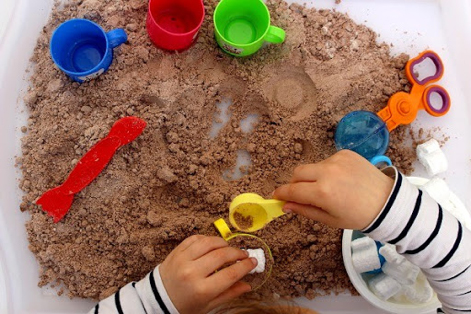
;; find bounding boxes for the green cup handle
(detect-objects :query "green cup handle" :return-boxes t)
[264,26,286,44]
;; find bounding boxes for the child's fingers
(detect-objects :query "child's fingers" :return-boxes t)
[196,247,249,276]
[290,163,321,183]
[208,281,251,310]
[283,202,336,226]
[176,235,205,253]
[207,257,257,293]
[273,182,321,205]
[184,236,229,260]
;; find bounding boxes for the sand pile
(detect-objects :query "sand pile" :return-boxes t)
[19,0,417,300]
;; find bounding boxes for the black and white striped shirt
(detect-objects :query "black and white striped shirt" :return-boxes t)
[90,167,471,314]
[88,265,179,314]
[363,167,471,313]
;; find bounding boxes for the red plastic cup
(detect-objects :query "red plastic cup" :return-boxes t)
[146,0,205,51]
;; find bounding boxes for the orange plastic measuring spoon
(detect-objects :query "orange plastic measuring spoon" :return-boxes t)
[377,50,451,131]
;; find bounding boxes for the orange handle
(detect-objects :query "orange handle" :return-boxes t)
[377,50,449,132]
[406,50,444,86]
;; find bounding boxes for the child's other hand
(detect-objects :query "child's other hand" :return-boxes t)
[273,150,394,230]
[159,235,257,314]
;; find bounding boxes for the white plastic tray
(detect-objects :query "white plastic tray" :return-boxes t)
[1,0,470,313]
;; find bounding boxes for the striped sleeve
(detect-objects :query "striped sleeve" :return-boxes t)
[88,265,180,314]
[362,167,471,314]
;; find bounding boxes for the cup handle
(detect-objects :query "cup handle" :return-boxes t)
[264,26,286,44]
[107,29,128,48]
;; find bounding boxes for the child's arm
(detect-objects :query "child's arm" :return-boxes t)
[274,150,471,314]
[88,235,257,314]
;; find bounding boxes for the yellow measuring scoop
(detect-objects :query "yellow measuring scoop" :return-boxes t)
[229,193,286,232]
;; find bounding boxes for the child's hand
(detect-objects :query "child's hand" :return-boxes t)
[273,150,394,230]
[159,235,257,314]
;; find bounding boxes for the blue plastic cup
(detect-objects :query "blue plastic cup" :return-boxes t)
[50,19,127,83]
[334,110,390,160]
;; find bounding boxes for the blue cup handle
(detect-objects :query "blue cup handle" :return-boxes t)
[370,155,392,168]
[107,28,127,48]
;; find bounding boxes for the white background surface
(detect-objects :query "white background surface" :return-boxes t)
[0,0,470,313]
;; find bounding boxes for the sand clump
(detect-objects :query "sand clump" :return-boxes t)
[19,0,420,301]
[233,212,254,230]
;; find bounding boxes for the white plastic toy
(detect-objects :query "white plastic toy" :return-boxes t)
[246,249,266,274]
[379,245,419,285]
[351,237,382,273]
[378,244,404,264]
[368,273,402,301]
[416,139,448,176]
[392,272,434,303]
[382,261,420,286]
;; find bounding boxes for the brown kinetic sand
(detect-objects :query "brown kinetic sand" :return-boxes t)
[233,212,254,230]
[18,0,419,301]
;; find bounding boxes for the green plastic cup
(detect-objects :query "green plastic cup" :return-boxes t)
[213,0,286,57]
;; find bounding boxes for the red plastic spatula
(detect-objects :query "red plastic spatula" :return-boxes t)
[36,117,147,223]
